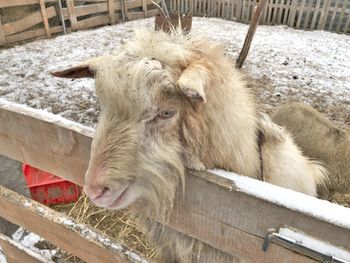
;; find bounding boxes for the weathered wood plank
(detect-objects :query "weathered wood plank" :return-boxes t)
[344,11,350,33]
[296,0,307,27]
[310,0,321,29]
[61,2,119,19]
[5,26,62,45]
[336,0,349,32]
[108,0,118,24]
[288,0,299,27]
[39,0,51,37]
[67,0,78,30]
[2,6,56,36]
[75,15,110,30]
[0,186,147,263]
[0,100,92,185]
[328,0,341,30]
[0,234,48,263]
[0,101,349,261]
[302,0,314,29]
[0,0,57,8]
[0,19,6,45]
[317,0,331,29]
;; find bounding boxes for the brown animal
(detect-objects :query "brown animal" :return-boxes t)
[272,102,350,199]
[52,29,327,262]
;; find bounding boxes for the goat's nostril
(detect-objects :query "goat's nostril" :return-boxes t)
[101,187,110,196]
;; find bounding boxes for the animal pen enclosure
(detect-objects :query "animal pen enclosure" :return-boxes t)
[0,0,349,47]
[0,1,350,262]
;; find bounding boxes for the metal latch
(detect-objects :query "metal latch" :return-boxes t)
[262,227,350,263]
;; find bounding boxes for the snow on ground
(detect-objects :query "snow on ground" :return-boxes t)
[0,17,349,128]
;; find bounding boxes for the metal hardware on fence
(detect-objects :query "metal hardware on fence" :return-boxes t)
[262,228,350,263]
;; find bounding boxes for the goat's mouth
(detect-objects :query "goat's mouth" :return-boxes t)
[107,185,130,209]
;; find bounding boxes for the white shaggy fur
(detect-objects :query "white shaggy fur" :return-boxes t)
[52,28,328,262]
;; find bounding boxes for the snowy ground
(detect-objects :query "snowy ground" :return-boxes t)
[0,228,57,263]
[0,17,349,128]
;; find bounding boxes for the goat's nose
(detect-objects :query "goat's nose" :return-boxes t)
[84,184,110,201]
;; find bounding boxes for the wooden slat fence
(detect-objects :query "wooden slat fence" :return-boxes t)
[171,0,350,33]
[0,0,158,46]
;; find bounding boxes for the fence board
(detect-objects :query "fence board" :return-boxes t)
[5,26,62,44]
[67,0,78,30]
[0,0,57,8]
[328,0,341,30]
[303,0,313,29]
[108,0,118,24]
[318,0,331,29]
[0,186,146,263]
[310,0,321,29]
[39,0,51,37]
[0,19,5,45]
[335,0,348,32]
[2,6,56,36]
[61,2,124,19]
[296,0,307,27]
[344,11,350,33]
[288,0,298,26]
[0,234,48,263]
[1,99,350,262]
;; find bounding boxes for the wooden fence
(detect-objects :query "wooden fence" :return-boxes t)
[0,100,350,262]
[170,0,350,33]
[0,0,158,46]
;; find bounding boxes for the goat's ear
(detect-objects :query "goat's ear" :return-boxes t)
[51,65,95,79]
[176,66,207,103]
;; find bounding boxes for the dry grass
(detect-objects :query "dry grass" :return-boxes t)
[52,193,157,262]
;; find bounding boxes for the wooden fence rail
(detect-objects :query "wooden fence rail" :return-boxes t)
[0,99,350,262]
[171,0,350,33]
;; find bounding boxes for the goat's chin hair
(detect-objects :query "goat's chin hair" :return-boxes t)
[134,156,185,220]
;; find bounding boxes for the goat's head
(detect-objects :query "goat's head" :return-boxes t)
[52,50,208,213]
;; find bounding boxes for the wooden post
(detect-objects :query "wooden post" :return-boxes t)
[310,0,321,29]
[108,0,117,25]
[317,0,331,30]
[67,0,78,30]
[142,0,148,16]
[0,18,6,46]
[336,0,348,32]
[39,0,51,37]
[236,0,268,69]
[120,0,127,22]
[288,0,298,27]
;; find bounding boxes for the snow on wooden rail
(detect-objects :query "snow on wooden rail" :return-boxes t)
[0,99,350,262]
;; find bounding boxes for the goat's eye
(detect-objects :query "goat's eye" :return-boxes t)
[158,110,175,119]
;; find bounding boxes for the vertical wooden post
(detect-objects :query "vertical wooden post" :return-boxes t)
[108,0,117,25]
[288,0,298,27]
[142,0,148,16]
[39,0,51,37]
[317,0,331,30]
[120,0,127,22]
[67,0,78,30]
[310,0,321,29]
[336,0,348,32]
[0,18,6,46]
[236,0,268,69]
[344,13,350,33]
